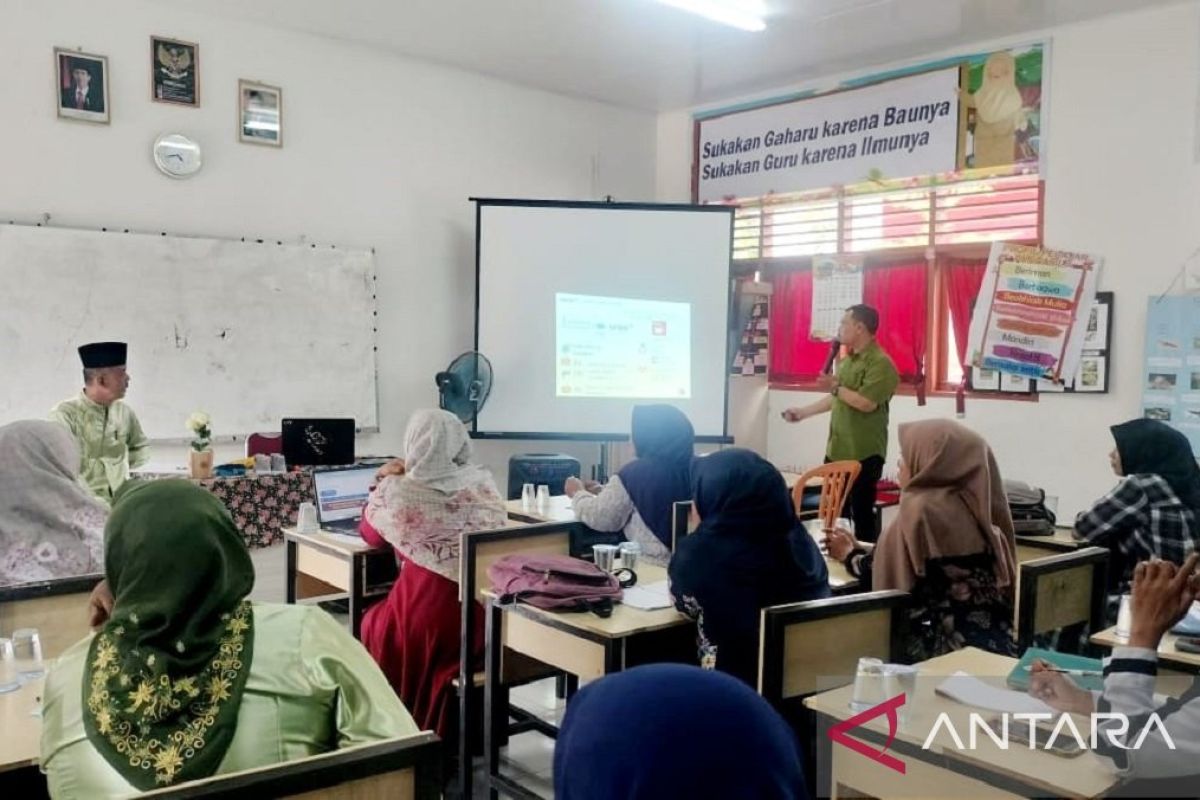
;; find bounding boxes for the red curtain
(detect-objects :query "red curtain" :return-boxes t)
[944,258,988,369]
[769,262,929,385]
[863,262,928,382]
[768,270,831,382]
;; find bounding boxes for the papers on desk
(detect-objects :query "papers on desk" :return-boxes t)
[621,580,673,611]
[1172,601,1200,636]
[935,671,1055,715]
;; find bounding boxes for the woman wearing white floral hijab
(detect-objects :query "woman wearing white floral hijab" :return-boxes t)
[0,420,106,586]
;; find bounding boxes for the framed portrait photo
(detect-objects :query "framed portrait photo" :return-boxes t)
[55,48,109,123]
[238,79,282,147]
[152,36,199,106]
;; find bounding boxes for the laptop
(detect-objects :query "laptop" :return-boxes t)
[282,418,355,467]
[313,465,376,534]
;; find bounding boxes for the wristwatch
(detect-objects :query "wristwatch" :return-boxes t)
[830,381,840,397]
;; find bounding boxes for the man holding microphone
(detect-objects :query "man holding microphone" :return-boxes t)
[782,304,898,540]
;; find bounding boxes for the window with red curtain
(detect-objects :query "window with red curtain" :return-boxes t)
[769,262,928,386]
[944,257,988,372]
[863,262,927,382]
[767,270,830,382]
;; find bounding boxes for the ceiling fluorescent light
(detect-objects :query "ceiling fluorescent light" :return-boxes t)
[656,0,766,31]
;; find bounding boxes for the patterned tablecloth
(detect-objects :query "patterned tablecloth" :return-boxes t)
[135,471,314,549]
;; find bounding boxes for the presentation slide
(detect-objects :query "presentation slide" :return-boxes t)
[556,293,692,400]
[475,201,733,438]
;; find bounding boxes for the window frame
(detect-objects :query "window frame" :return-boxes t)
[727,174,1045,399]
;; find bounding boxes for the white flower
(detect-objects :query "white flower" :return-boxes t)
[185,411,211,434]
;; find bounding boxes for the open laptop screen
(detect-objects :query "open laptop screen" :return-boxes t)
[313,466,376,524]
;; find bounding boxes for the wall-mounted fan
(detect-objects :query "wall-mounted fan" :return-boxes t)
[435,351,493,423]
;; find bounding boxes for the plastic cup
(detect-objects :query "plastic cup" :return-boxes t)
[850,656,886,711]
[593,544,617,572]
[619,542,641,570]
[296,501,319,533]
[536,484,550,511]
[0,639,19,694]
[521,483,535,512]
[12,629,43,680]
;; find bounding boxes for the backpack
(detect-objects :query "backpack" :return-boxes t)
[1004,480,1056,535]
[488,554,626,617]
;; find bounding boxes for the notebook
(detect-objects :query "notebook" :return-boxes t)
[1171,602,1200,636]
[1006,648,1103,692]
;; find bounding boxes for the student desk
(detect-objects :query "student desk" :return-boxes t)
[1091,627,1200,674]
[0,678,43,774]
[804,647,1125,799]
[282,527,394,638]
[1015,527,1082,563]
[481,564,689,799]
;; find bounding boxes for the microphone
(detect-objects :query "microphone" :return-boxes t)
[822,339,841,375]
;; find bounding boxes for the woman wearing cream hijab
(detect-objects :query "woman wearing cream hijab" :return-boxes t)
[827,419,1019,661]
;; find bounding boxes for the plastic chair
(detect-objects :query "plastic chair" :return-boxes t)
[791,461,861,530]
[245,432,282,457]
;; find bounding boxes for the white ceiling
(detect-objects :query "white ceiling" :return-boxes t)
[156,0,1185,111]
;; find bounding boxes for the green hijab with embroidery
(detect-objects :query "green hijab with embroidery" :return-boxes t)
[83,479,255,790]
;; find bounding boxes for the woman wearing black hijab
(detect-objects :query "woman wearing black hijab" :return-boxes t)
[566,405,694,566]
[668,448,830,687]
[1076,419,1200,622]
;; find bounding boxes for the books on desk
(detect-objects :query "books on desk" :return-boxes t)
[1006,648,1104,692]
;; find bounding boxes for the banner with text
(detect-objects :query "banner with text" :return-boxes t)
[696,68,961,202]
[966,243,1102,384]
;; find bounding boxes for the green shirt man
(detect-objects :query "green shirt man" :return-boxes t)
[50,342,150,504]
[783,305,899,537]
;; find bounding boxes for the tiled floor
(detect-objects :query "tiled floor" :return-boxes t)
[249,543,561,798]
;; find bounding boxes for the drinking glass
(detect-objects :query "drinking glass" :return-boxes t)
[12,628,43,680]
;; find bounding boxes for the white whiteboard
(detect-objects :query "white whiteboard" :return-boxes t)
[0,225,377,440]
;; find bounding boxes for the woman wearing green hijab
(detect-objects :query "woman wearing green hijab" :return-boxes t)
[40,480,418,797]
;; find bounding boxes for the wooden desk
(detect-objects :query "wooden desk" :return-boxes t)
[0,574,102,660]
[282,527,394,638]
[482,564,689,799]
[1091,626,1200,674]
[504,495,576,524]
[1015,526,1081,555]
[804,647,1123,799]
[0,679,43,774]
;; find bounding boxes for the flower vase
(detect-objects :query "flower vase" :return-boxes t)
[189,449,214,479]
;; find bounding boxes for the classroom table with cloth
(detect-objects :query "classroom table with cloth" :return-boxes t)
[136,470,313,549]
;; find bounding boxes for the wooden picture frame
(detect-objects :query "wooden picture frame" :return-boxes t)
[151,36,199,107]
[238,79,282,146]
[55,48,109,124]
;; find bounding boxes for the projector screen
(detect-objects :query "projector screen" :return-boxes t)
[474,200,734,439]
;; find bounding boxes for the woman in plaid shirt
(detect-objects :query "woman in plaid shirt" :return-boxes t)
[1076,419,1200,623]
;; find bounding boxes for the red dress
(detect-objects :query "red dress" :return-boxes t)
[358,517,484,738]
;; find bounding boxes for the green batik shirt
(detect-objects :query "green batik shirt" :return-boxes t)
[49,392,150,504]
[827,340,900,462]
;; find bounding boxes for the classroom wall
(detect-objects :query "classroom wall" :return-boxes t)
[0,0,657,485]
[657,1,1200,519]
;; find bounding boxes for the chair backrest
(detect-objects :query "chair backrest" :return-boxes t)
[791,461,861,530]
[138,733,442,799]
[671,500,694,552]
[245,432,283,458]
[1016,546,1108,651]
[0,574,103,659]
[758,590,908,705]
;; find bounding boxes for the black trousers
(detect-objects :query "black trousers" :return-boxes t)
[827,454,885,542]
